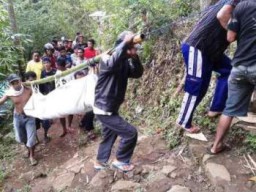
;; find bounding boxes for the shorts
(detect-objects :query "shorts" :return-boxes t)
[223,65,256,117]
[13,113,37,148]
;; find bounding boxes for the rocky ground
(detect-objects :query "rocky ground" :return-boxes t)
[2,116,256,192]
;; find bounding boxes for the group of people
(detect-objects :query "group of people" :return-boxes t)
[177,0,256,155]
[0,0,256,172]
[0,34,99,165]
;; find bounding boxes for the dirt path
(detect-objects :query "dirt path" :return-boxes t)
[2,117,256,192]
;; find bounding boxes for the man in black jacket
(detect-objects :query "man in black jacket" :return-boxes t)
[93,31,143,172]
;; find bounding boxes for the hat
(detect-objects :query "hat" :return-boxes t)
[44,43,54,50]
[6,74,20,83]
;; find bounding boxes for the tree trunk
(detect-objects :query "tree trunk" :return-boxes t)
[7,0,24,78]
[7,0,18,34]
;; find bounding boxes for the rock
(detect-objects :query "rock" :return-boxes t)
[146,172,171,192]
[111,180,141,192]
[134,166,143,175]
[135,106,144,114]
[167,185,191,192]
[202,154,212,164]
[90,170,114,189]
[188,143,205,161]
[141,165,155,177]
[20,170,47,182]
[205,163,231,185]
[20,171,34,182]
[161,165,177,177]
[214,186,225,192]
[60,156,88,173]
[170,172,177,179]
[138,135,148,143]
[52,171,75,191]
[245,180,254,189]
[31,179,52,192]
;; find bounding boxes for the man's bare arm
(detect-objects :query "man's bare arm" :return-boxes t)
[0,95,8,105]
[227,30,237,43]
[217,5,235,29]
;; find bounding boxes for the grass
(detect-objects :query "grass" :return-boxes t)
[245,134,256,152]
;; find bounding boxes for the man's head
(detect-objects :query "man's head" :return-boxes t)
[77,48,84,58]
[78,34,84,43]
[67,39,73,48]
[51,39,58,49]
[87,39,95,49]
[42,57,52,70]
[59,46,67,56]
[57,56,67,71]
[25,71,37,82]
[63,40,69,48]
[7,74,22,91]
[44,43,54,56]
[32,50,40,62]
[74,71,86,79]
[115,31,137,57]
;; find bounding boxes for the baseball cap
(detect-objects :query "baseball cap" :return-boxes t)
[6,74,21,83]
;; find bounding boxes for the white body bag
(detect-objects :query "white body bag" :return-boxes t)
[24,74,98,119]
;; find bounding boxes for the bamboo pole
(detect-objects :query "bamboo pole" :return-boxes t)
[24,56,101,86]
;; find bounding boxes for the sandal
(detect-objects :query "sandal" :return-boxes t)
[94,162,109,171]
[111,161,135,172]
[184,126,200,134]
[207,144,230,155]
[30,158,38,166]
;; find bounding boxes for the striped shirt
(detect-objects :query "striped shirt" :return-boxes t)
[185,0,241,62]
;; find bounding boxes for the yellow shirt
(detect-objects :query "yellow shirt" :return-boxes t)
[26,60,43,80]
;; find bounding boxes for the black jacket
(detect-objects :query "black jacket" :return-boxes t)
[94,42,143,113]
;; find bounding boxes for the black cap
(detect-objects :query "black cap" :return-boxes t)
[6,74,20,83]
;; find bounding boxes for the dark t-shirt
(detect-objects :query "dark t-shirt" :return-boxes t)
[228,1,256,67]
[185,0,240,62]
[40,69,56,95]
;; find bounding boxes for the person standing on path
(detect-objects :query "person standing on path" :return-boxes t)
[176,0,241,133]
[93,31,144,172]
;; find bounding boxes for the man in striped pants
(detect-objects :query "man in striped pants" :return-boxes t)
[177,0,241,133]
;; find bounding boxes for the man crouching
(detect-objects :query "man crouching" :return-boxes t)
[0,74,37,166]
[93,31,144,172]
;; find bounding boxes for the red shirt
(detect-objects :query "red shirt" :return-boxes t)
[84,48,97,59]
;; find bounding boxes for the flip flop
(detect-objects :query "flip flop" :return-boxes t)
[183,126,201,134]
[94,162,109,171]
[206,144,230,155]
[111,161,135,173]
[30,158,38,166]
